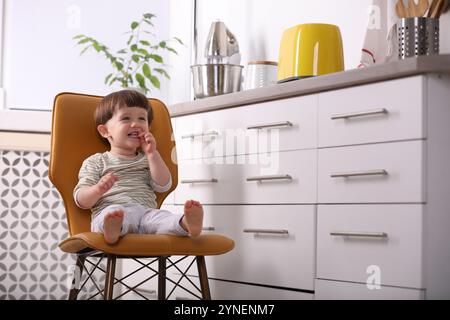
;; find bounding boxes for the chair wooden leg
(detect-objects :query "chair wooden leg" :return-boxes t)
[104,255,116,300]
[196,256,211,300]
[158,256,166,300]
[68,255,85,300]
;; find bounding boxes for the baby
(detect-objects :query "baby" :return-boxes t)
[73,90,203,244]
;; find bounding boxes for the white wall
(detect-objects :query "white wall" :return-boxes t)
[440,10,450,54]
[168,0,374,105]
[167,0,194,106]
[168,0,450,105]
[196,0,374,68]
[195,0,450,69]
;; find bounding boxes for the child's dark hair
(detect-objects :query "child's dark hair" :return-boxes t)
[95,90,153,145]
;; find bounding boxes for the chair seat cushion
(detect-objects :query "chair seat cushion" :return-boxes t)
[59,232,235,256]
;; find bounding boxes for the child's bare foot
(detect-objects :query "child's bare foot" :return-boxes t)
[103,210,124,244]
[181,200,204,237]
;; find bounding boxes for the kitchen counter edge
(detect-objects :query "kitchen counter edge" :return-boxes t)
[169,55,450,117]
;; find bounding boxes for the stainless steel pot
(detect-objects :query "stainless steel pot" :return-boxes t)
[191,64,243,99]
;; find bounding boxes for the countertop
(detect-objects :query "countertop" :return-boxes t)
[169,54,450,117]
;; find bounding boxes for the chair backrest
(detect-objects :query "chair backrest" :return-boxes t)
[49,92,178,236]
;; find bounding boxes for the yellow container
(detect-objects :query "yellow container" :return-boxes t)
[277,23,344,82]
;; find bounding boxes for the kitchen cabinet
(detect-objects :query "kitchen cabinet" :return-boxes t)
[176,150,318,205]
[170,74,450,299]
[200,205,316,291]
[122,72,450,299]
[317,140,425,203]
[315,74,450,299]
[317,204,424,289]
[175,95,318,160]
[318,75,426,147]
[170,95,319,299]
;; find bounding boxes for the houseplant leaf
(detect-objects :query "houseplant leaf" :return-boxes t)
[142,63,152,78]
[131,21,139,30]
[135,73,148,92]
[73,12,182,94]
[154,68,170,79]
[143,13,156,19]
[149,75,160,89]
[148,54,163,63]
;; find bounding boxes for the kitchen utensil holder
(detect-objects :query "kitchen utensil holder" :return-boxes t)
[398,17,439,59]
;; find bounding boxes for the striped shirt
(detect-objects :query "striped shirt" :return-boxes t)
[73,151,172,218]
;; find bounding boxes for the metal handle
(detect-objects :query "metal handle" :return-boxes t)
[247,121,293,130]
[331,108,388,120]
[181,130,219,139]
[330,231,388,239]
[202,227,216,231]
[181,133,203,139]
[246,174,293,182]
[243,229,289,235]
[330,169,388,178]
[180,178,218,184]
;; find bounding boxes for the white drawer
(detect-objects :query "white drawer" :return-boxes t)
[175,149,317,204]
[315,279,425,300]
[175,107,258,160]
[199,108,255,158]
[318,140,425,203]
[318,76,426,147]
[239,149,317,204]
[174,156,241,204]
[245,95,318,153]
[175,95,318,160]
[201,205,316,291]
[317,204,424,289]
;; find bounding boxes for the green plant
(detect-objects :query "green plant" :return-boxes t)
[73,13,183,94]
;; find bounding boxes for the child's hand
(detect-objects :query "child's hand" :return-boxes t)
[95,172,118,196]
[140,132,157,155]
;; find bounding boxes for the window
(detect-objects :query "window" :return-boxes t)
[0,0,170,113]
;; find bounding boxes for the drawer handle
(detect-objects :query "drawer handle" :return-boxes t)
[330,231,388,239]
[244,229,289,235]
[330,169,388,178]
[180,178,218,184]
[247,121,293,130]
[330,108,388,120]
[246,174,293,182]
[181,131,219,139]
[202,227,216,231]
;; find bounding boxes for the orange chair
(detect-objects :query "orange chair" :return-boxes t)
[49,92,234,300]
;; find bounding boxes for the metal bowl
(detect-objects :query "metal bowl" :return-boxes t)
[191,64,243,99]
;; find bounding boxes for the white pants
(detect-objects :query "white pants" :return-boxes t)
[91,204,188,236]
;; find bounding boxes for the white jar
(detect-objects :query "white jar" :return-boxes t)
[243,61,278,90]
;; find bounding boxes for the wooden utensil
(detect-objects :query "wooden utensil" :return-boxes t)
[406,0,429,17]
[408,0,417,16]
[428,0,446,18]
[435,0,446,17]
[427,0,437,16]
[416,0,430,16]
[444,0,450,13]
[396,0,409,18]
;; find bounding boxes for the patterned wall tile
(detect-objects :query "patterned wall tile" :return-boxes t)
[0,150,105,300]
